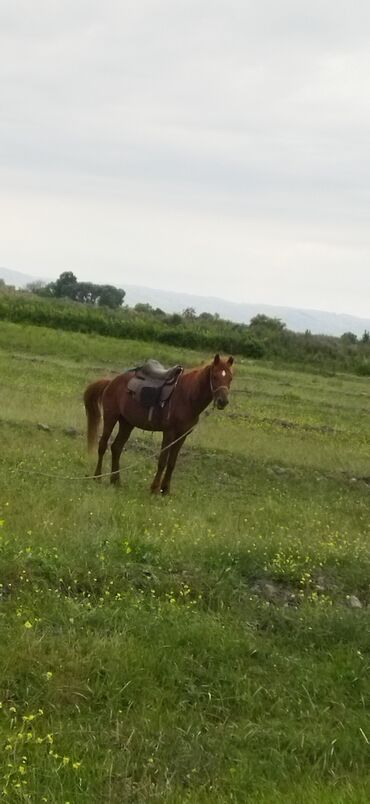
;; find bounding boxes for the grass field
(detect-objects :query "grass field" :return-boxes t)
[0,320,369,803]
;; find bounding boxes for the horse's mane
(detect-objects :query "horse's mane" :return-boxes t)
[183,361,210,377]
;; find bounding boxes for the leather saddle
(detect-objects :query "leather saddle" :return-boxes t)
[127,359,183,418]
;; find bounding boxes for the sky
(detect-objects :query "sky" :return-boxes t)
[1,0,370,317]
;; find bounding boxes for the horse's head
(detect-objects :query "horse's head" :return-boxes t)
[210,354,234,410]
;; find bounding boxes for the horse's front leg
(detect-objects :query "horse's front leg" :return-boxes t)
[160,433,188,495]
[151,431,173,493]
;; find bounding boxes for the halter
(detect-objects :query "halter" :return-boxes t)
[209,368,229,399]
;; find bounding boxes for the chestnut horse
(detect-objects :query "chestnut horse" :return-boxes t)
[84,354,234,494]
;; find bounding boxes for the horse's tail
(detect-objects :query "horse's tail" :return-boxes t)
[84,378,111,453]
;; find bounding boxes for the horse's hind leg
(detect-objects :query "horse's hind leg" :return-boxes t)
[151,431,173,493]
[95,412,118,480]
[110,418,133,486]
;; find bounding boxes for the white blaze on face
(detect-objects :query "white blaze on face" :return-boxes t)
[222,370,226,377]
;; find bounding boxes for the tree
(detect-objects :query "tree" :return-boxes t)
[135,303,154,314]
[249,314,286,332]
[341,332,357,344]
[168,313,182,325]
[26,280,47,294]
[28,272,125,309]
[74,282,99,304]
[199,311,214,321]
[182,307,196,320]
[0,279,15,292]
[97,285,125,309]
[53,271,78,300]
[361,330,370,343]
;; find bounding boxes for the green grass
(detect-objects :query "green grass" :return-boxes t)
[0,320,370,802]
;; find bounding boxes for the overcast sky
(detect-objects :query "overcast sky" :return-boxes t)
[1,0,370,316]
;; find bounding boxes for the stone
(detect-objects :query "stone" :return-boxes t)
[252,580,281,603]
[315,573,327,593]
[64,427,79,437]
[347,595,362,609]
[37,423,51,432]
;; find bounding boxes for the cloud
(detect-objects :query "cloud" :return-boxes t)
[0,0,369,315]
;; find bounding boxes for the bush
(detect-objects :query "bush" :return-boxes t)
[0,288,369,374]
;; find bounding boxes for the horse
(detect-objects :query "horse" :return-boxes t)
[83,353,234,494]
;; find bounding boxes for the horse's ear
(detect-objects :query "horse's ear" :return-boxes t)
[227,356,234,366]
[213,353,220,365]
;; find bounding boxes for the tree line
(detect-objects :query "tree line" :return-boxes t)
[0,273,369,375]
[27,271,125,310]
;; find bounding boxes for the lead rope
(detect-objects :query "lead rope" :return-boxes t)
[3,418,211,483]
[3,371,230,484]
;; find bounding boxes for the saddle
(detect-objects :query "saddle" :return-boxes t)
[127,359,183,419]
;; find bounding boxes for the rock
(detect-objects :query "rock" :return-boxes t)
[261,582,279,601]
[37,423,51,432]
[252,580,281,603]
[251,578,297,605]
[347,595,362,609]
[64,427,79,437]
[283,594,298,608]
[315,573,327,593]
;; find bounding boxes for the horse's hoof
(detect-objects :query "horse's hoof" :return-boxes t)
[161,486,170,496]
[150,485,161,494]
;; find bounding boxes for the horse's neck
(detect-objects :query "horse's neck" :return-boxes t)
[185,364,212,415]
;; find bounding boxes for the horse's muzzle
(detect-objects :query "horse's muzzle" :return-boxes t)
[216,396,229,410]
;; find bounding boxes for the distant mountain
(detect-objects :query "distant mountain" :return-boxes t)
[124,284,370,338]
[1,266,369,338]
[0,266,46,288]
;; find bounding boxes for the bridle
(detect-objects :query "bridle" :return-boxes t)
[209,368,230,400]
